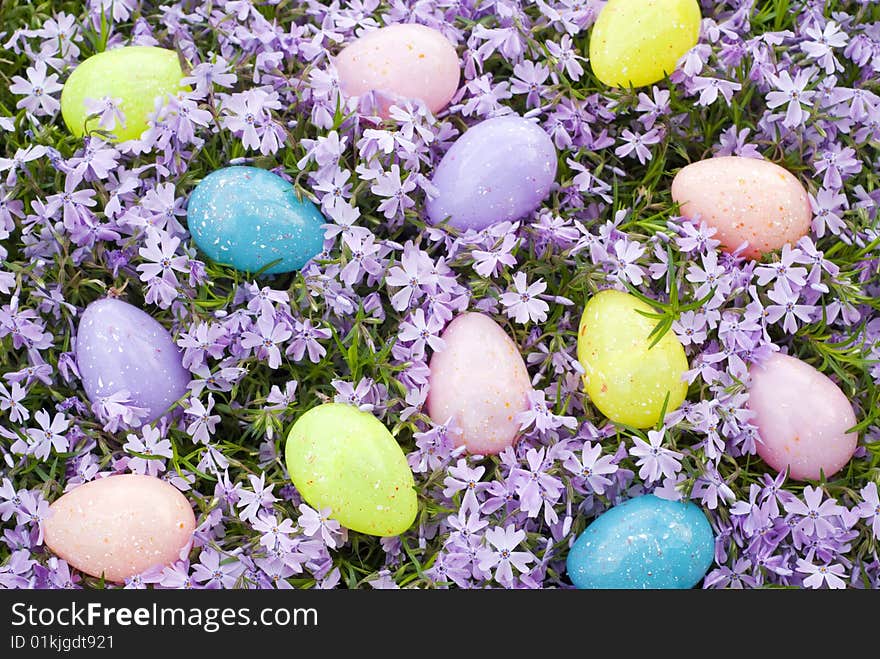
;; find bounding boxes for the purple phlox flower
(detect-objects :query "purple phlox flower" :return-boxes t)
[83,96,126,132]
[313,166,353,213]
[510,60,550,108]
[370,164,417,220]
[766,68,816,128]
[692,465,736,510]
[703,557,758,589]
[123,425,172,476]
[689,76,742,106]
[0,145,48,186]
[459,73,513,118]
[686,250,732,301]
[90,390,150,432]
[177,322,228,369]
[298,130,347,170]
[220,88,286,155]
[191,548,244,589]
[635,87,670,130]
[443,459,489,514]
[266,381,298,412]
[797,555,847,589]
[9,60,63,116]
[447,508,489,549]
[511,447,564,522]
[398,309,445,360]
[629,430,683,484]
[764,284,814,334]
[236,473,278,524]
[0,381,29,423]
[856,482,880,540]
[801,21,848,74]
[672,310,708,346]
[407,422,459,474]
[12,409,69,461]
[331,377,380,412]
[610,238,646,285]
[298,504,347,549]
[754,244,808,292]
[615,127,662,164]
[181,57,237,97]
[545,35,586,80]
[185,394,220,445]
[385,243,433,311]
[784,486,845,538]
[17,490,49,544]
[499,272,549,324]
[809,188,848,239]
[244,282,289,317]
[241,312,291,369]
[472,233,518,279]
[477,524,534,587]
[253,512,296,549]
[716,126,762,159]
[137,228,188,284]
[286,318,330,364]
[563,440,618,495]
[814,144,861,190]
[515,389,577,435]
[341,230,385,287]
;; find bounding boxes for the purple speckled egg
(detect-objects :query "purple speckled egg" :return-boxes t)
[426,115,557,231]
[76,298,190,423]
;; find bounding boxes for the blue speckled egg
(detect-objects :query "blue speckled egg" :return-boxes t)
[566,494,714,589]
[187,166,325,274]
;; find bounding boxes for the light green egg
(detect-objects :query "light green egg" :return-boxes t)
[589,0,702,88]
[61,46,185,142]
[577,290,689,428]
[285,403,417,537]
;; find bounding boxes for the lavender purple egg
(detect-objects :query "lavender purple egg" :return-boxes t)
[76,298,190,423]
[426,114,557,231]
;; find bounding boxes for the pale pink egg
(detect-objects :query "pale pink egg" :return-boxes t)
[671,156,811,259]
[43,474,195,582]
[748,353,857,481]
[334,23,460,117]
[427,312,532,455]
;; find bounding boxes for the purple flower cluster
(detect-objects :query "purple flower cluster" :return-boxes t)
[0,0,879,590]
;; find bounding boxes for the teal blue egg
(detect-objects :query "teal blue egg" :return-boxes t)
[566,494,714,589]
[187,166,325,274]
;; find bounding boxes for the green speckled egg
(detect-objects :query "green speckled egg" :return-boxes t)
[61,46,185,142]
[577,290,688,428]
[285,403,417,537]
[589,0,702,88]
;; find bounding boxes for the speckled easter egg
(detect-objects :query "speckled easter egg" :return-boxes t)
[589,0,701,88]
[577,290,688,428]
[285,404,417,536]
[76,298,190,423]
[187,166,325,275]
[426,115,557,231]
[748,353,857,481]
[671,156,812,259]
[61,46,185,142]
[335,23,460,116]
[427,313,532,454]
[43,475,195,582]
[566,494,714,589]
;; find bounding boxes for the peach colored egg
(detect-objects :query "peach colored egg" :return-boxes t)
[671,156,811,259]
[748,353,857,481]
[334,23,460,116]
[43,474,195,582]
[427,312,532,454]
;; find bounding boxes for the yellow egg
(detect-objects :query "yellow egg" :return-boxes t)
[577,290,688,428]
[285,403,417,537]
[589,0,702,88]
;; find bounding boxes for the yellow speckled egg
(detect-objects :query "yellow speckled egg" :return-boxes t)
[577,290,688,427]
[61,46,185,142]
[285,403,417,537]
[589,0,702,88]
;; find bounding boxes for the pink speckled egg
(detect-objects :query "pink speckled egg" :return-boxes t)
[427,313,532,454]
[671,156,811,259]
[748,353,857,481]
[334,23,460,116]
[43,475,195,582]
